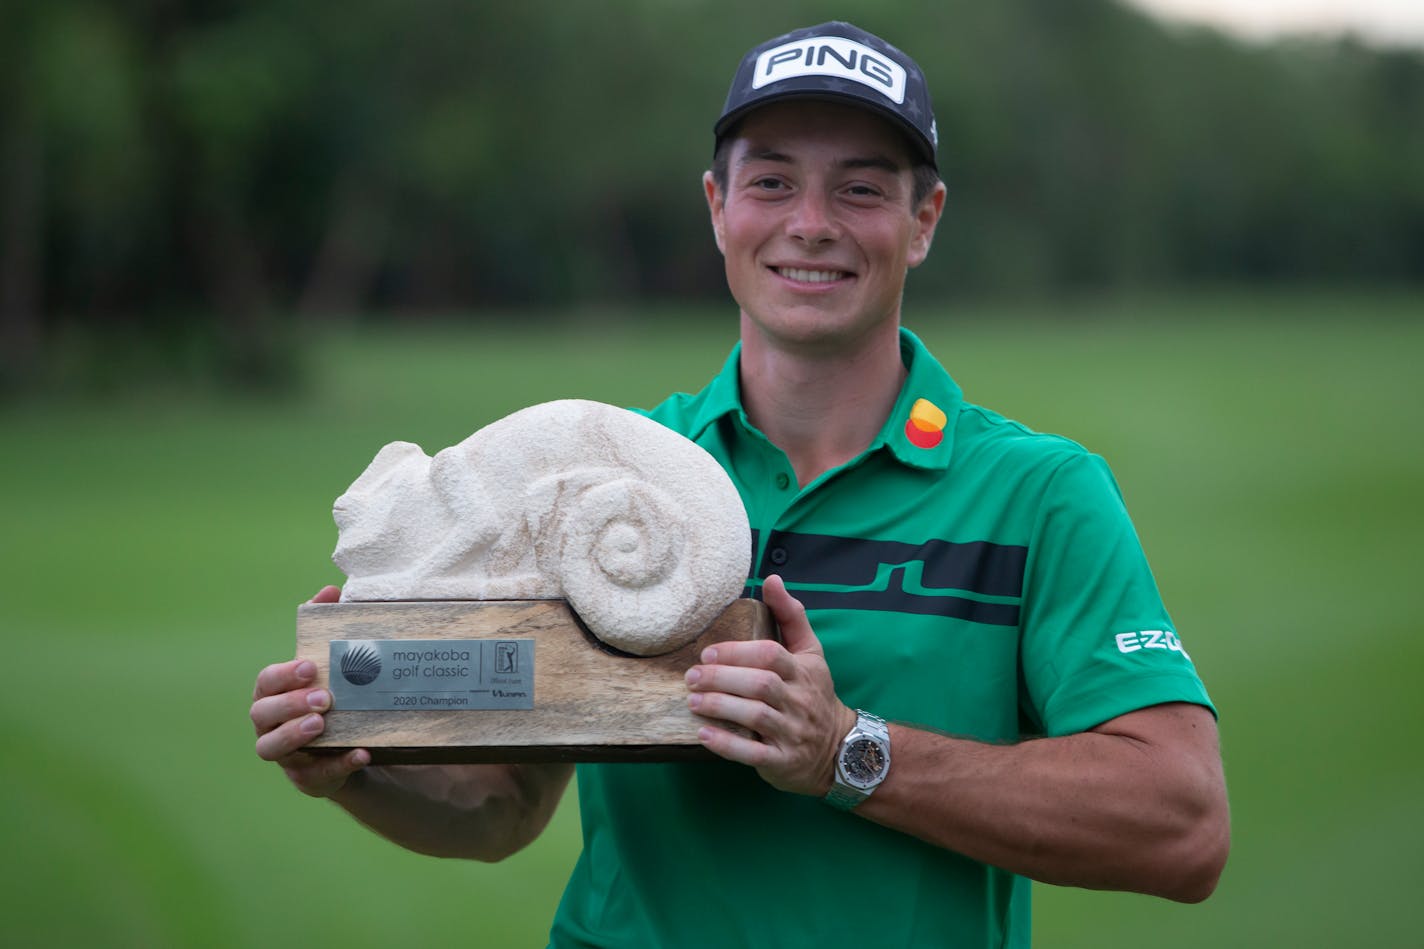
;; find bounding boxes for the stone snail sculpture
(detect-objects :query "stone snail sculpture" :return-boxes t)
[331,400,752,657]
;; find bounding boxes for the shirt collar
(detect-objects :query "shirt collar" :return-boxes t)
[684,327,963,471]
[680,342,747,441]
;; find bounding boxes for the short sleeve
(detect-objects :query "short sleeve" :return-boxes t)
[1019,453,1214,737]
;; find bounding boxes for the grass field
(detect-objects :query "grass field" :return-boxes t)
[1,293,1420,947]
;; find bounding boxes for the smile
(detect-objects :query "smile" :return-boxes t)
[773,267,850,284]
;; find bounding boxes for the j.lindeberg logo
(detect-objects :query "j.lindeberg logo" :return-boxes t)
[340,643,382,685]
[753,37,908,104]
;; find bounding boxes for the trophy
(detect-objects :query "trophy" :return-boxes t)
[295,400,774,763]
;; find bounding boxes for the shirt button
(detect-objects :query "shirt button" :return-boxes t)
[769,547,788,566]
[774,472,791,490]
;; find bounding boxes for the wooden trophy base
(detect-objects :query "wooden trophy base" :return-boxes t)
[295,598,776,764]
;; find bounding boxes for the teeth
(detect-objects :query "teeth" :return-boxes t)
[777,267,845,283]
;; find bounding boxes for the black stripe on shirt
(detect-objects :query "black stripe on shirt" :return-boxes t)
[750,530,1026,626]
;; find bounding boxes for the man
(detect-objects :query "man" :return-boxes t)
[251,22,1228,946]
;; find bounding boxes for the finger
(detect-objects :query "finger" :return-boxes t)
[255,710,328,761]
[699,638,798,678]
[685,664,785,706]
[697,722,773,769]
[284,748,370,798]
[761,575,821,656]
[253,658,317,701]
[310,585,342,604]
[688,690,779,737]
[250,686,330,735]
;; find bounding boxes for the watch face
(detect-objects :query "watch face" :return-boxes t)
[841,737,888,788]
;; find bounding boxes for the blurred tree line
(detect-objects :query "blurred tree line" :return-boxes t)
[2,0,1421,392]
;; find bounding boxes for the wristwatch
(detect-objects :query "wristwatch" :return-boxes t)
[824,710,891,810]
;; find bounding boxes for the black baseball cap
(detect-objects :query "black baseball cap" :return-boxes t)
[715,21,938,169]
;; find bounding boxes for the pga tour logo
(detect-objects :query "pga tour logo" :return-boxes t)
[754,37,907,104]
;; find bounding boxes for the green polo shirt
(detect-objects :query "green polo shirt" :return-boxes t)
[548,328,1213,948]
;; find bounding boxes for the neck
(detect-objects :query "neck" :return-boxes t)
[738,317,907,487]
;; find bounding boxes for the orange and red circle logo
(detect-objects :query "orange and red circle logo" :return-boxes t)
[905,398,946,449]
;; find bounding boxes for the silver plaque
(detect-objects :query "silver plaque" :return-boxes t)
[328,639,534,711]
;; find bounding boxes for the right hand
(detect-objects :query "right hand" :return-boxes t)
[251,585,370,797]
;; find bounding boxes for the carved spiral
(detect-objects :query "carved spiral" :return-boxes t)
[557,477,702,655]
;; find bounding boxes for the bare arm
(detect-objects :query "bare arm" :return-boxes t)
[688,575,1229,902]
[860,703,1227,902]
[251,586,573,862]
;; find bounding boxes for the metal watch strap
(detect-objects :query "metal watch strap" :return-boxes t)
[825,710,890,811]
[824,781,869,811]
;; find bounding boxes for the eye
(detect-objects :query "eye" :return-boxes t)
[751,177,788,192]
[843,183,884,202]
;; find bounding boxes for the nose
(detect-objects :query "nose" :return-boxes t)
[786,189,839,245]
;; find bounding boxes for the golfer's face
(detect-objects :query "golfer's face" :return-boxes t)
[709,100,937,353]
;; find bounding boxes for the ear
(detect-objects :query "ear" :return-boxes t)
[429,445,477,509]
[703,170,726,255]
[906,180,947,270]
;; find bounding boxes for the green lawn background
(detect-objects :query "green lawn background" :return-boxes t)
[1,292,1419,947]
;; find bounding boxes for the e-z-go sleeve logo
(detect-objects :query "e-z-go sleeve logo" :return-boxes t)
[1115,629,1190,661]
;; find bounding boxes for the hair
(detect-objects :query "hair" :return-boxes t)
[710,132,942,212]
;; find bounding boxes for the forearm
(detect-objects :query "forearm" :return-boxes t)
[855,704,1228,902]
[328,761,574,862]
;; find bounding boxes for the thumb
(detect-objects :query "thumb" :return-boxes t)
[762,575,821,656]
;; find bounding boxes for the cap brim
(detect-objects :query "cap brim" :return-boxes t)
[714,90,936,168]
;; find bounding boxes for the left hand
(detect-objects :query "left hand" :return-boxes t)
[686,574,856,795]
